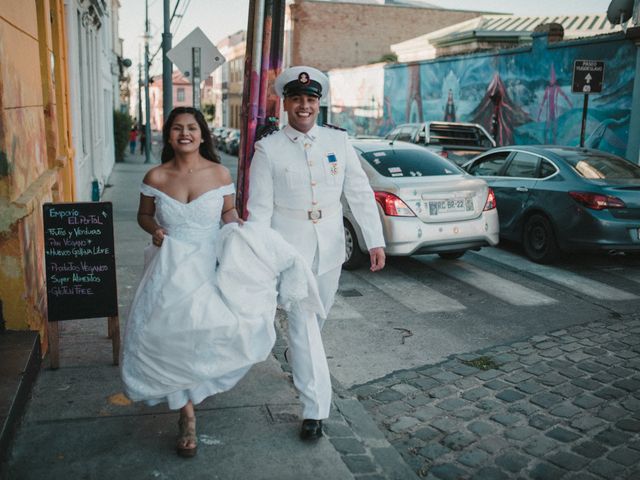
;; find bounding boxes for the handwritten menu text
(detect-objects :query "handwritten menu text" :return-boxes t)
[43,202,118,321]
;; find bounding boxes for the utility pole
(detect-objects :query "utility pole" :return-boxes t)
[144,0,152,163]
[138,57,143,131]
[162,0,173,121]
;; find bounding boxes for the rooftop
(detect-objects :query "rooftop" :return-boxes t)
[392,13,623,62]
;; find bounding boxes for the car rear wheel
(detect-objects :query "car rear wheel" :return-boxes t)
[343,219,367,270]
[522,214,559,264]
[438,251,465,260]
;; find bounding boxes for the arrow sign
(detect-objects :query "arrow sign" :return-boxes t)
[167,27,225,79]
[572,60,604,94]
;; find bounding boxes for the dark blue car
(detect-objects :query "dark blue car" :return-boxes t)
[463,146,640,263]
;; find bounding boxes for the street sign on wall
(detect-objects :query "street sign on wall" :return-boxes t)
[572,60,605,94]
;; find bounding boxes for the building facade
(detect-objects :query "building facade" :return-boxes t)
[0,1,74,341]
[65,0,120,201]
[212,30,246,128]
[148,71,193,131]
[285,0,490,71]
[0,0,122,349]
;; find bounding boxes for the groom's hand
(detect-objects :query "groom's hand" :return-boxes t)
[369,247,385,272]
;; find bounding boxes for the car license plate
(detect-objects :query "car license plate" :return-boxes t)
[428,198,474,215]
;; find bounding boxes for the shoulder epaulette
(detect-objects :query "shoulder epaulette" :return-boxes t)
[322,123,346,132]
[255,124,280,141]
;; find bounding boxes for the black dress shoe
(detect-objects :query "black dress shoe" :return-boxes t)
[300,419,323,441]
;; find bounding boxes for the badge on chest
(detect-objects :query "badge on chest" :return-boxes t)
[326,152,338,176]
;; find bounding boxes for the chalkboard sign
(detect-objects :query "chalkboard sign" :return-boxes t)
[43,202,118,321]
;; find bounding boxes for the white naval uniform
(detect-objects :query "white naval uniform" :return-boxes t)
[247,123,385,419]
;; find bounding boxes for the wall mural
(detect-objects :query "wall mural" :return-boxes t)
[329,63,387,137]
[380,35,634,158]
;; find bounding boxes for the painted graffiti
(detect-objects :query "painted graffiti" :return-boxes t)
[333,34,633,158]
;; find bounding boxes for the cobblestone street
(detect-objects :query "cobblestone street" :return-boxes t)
[353,315,640,479]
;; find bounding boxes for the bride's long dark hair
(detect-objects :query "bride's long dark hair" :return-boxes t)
[161,107,220,164]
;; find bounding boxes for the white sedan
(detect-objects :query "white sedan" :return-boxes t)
[343,139,499,269]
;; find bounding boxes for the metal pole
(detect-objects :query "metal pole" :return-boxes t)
[138,59,143,131]
[162,0,173,121]
[237,0,265,218]
[144,0,152,163]
[193,47,202,109]
[257,0,274,125]
[580,93,589,148]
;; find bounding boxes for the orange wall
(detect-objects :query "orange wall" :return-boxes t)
[0,0,73,351]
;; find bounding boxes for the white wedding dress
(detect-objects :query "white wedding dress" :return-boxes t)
[121,183,323,410]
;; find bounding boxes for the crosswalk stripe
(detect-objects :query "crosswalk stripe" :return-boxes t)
[598,267,640,285]
[418,257,558,306]
[330,295,363,320]
[353,267,466,313]
[474,248,638,301]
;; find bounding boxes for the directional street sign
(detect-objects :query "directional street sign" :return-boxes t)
[167,27,225,109]
[167,27,225,79]
[571,60,605,94]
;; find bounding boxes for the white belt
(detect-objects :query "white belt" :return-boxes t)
[274,204,341,221]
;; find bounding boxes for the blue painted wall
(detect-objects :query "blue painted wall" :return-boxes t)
[382,33,634,158]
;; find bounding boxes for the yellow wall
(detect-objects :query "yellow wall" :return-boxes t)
[0,0,74,351]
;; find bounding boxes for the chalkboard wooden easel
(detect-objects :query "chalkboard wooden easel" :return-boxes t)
[43,202,120,368]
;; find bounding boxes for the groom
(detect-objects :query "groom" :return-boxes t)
[247,65,385,440]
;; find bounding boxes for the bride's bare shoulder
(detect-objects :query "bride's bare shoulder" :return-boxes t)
[202,162,232,185]
[142,163,174,188]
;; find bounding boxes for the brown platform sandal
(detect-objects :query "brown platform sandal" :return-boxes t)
[176,415,197,458]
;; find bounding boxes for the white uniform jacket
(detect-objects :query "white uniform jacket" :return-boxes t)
[247,124,385,275]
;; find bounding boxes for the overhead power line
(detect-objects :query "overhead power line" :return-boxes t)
[149,0,191,68]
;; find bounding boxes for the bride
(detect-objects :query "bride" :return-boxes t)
[120,107,324,458]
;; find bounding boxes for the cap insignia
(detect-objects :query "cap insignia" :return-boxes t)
[298,72,310,84]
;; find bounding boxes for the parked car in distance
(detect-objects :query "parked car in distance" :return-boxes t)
[343,139,499,269]
[384,122,496,166]
[213,127,231,150]
[463,145,640,263]
[217,128,238,153]
[224,129,241,156]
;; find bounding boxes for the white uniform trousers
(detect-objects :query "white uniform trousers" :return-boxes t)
[287,261,342,420]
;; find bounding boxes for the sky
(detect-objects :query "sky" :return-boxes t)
[118,0,612,76]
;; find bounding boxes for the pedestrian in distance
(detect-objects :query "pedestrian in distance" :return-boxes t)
[121,107,323,458]
[247,65,386,441]
[128,126,137,155]
[139,127,146,155]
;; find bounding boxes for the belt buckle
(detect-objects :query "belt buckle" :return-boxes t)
[308,210,322,221]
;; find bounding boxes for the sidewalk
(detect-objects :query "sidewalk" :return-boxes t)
[1,150,412,480]
[5,148,638,479]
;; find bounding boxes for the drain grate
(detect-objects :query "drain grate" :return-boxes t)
[339,289,363,297]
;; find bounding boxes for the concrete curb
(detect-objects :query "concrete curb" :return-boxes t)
[0,332,40,467]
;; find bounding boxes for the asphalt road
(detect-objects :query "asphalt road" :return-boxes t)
[217,149,640,390]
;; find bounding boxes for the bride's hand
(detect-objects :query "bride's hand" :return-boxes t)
[152,228,166,246]
[222,207,243,226]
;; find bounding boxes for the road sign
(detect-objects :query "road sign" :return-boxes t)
[167,27,225,79]
[572,60,605,94]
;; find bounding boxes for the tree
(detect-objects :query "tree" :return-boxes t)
[113,110,133,162]
[202,103,216,123]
